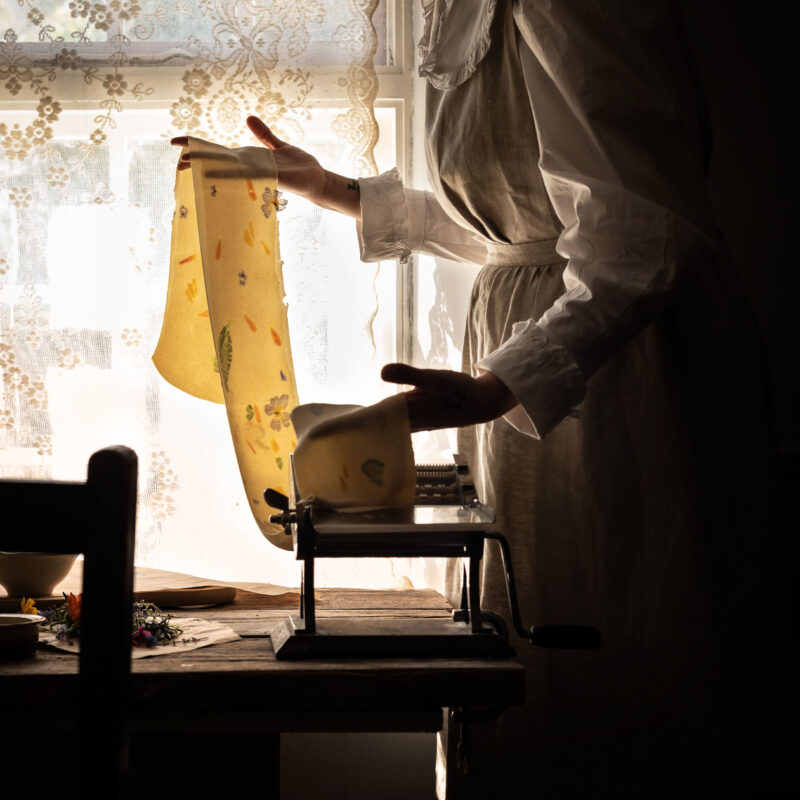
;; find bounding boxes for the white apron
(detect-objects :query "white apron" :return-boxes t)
[360,2,773,796]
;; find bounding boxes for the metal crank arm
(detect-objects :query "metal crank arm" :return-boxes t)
[484,531,602,650]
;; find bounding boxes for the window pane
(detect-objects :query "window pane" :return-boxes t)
[0,1,409,588]
[1,102,396,586]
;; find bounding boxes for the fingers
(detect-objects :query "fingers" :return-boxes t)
[380,363,412,385]
[381,363,434,388]
[175,149,240,172]
[171,136,190,170]
[247,116,286,150]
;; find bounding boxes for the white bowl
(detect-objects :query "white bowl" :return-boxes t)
[0,553,78,597]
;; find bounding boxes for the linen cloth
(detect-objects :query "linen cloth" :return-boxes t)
[358,1,772,797]
[54,562,293,599]
[39,617,240,659]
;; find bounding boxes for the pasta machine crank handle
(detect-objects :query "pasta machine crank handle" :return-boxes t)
[484,531,602,650]
[264,489,296,533]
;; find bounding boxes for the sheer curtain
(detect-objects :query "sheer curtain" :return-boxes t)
[0,0,416,588]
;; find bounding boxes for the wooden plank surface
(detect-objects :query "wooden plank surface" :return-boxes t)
[231,587,452,611]
[0,587,525,725]
[213,588,453,635]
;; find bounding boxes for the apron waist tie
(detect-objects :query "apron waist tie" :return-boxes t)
[485,238,562,267]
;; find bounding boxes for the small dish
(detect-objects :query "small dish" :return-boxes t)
[0,613,45,660]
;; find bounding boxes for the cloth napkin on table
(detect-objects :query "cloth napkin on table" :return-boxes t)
[53,562,292,598]
[39,617,240,659]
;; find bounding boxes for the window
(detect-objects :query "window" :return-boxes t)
[2,1,470,591]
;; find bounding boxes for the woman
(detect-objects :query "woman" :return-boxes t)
[180,1,772,796]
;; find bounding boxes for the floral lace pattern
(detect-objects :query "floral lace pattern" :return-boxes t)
[0,1,380,572]
[1,1,378,169]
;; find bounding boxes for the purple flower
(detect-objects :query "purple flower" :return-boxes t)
[132,625,159,648]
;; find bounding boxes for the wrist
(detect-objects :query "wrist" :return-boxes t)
[318,171,362,219]
[475,370,517,416]
[301,165,328,205]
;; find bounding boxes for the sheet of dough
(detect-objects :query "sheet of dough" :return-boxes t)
[291,396,416,509]
[153,138,297,549]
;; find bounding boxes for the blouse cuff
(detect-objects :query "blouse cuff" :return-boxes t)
[477,321,585,439]
[357,168,417,263]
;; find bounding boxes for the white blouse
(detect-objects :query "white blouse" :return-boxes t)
[358,0,720,439]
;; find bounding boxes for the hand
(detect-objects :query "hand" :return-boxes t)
[170,116,362,218]
[381,363,518,432]
[244,116,327,203]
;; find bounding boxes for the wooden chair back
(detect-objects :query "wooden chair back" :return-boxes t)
[0,445,138,798]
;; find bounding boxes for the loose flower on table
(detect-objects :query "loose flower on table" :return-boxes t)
[24,594,183,647]
[19,596,38,615]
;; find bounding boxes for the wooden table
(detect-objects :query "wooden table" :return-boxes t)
[0,587,524,798]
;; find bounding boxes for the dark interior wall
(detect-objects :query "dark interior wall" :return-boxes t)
[679,0,796,452]
[678,5,795,792]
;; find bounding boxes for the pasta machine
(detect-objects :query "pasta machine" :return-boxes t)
[264,455,600,660]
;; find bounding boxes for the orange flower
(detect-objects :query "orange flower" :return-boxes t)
[66,592,82,622]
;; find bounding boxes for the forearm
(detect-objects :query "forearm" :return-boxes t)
[381,364,518,432]
[357,169,488,265]
[315,171,362,219]
[478,0,719,440]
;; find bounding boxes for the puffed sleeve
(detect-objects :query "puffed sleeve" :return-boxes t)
[477,0,719,438]
[357,167,489,266]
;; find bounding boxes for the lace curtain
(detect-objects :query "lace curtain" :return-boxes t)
[0,0,415,588]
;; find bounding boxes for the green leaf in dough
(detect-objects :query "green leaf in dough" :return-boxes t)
[217,321,232,392]
[361,459,384,487]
